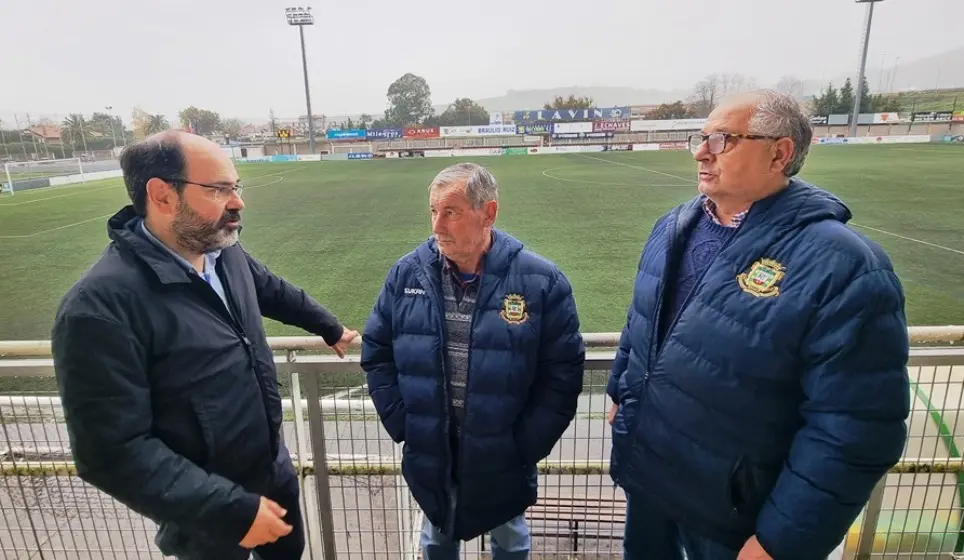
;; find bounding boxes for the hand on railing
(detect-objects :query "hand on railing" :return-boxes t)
[240,496,293,549]
[329,327,360,359]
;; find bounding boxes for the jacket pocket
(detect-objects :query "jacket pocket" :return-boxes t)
[190,397,217,467]
[728,456,776,518]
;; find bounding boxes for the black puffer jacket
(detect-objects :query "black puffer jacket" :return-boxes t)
[51,205,344,547]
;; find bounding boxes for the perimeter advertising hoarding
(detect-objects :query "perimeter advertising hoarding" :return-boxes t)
[553,122,593,134]
[327,129,366,140]
[438,125,518,137]
[630,118,707,132]
[516,123,553,135]
[366,128,404,140]
[593,120,631,133]
[403,126,441,139]
[913,111,954,123]
[513,107,631,123]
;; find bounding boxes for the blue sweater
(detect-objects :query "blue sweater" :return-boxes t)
[607,180,909,558]
[659,213,736,343]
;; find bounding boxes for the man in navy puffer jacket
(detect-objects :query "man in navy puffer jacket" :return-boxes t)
[362,162,586,559]
[607,90,910,559]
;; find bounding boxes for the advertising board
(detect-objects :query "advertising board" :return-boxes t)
[439,125,518,137]
[327,129,366,140]
[403,126,441,139]
[553,122,593,134]
[516,123,553,135]
[513,107,630,123]
[630,118,706,132]
[366,128,404,140]
[593,120,631,133]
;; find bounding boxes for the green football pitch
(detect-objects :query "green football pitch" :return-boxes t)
[1,144,962,343]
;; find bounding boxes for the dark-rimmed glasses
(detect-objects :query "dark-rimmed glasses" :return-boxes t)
[161,177,244,201]
[688,132,784,155]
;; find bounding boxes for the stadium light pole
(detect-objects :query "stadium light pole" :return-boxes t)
[850,0,884,138]
[104,106,119,151]
[286,7,317,154]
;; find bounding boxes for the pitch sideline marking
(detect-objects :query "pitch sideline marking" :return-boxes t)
[540,165,690,188]
[850,223,964,257]
[0,166,304,208]
[0,175,288,239]
[576,153,694,182]
[580,153,963,257]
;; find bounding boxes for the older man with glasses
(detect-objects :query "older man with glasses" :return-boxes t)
[606,90,910,559]
[51,130,358,560]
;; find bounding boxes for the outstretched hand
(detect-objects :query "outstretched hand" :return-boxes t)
[330,327,359,358]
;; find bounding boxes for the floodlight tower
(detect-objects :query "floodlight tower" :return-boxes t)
[286,6,317,154]
[850,0,884,138]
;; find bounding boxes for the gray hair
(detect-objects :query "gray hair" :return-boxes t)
[737,89,813,177]
[428,162,499,208]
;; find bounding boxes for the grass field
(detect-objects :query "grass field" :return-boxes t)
[1,144,963,344]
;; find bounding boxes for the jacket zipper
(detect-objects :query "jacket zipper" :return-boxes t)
[416,267,457,535]
[651,219,744,376]
[194,268,276,461]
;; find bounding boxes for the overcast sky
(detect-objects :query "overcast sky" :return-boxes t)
[3,0,962,124]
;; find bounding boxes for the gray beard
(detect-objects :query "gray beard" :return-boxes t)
[171,200,240,254]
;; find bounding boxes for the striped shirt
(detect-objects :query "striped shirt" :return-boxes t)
[439,256,480,479]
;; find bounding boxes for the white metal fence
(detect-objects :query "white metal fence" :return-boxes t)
[1,328,963,559]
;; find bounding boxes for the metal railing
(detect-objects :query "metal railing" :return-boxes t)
[0,327,963,559]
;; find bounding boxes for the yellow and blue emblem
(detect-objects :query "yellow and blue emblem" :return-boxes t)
[500,294,529,324]
[737,258,786,298]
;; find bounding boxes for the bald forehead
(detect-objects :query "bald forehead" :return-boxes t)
[180,134,238,183]
[706,99,756,132]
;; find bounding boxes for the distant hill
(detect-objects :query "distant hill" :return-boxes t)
[805,46,964,96]
[237,46,963,124]
[437,86,692,114]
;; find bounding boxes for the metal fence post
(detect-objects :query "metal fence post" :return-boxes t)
[855,477,886,559]
[288,353,324,560]
[302,367,338,559]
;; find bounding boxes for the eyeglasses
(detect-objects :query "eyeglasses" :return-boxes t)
[688,132,784,155]
[162,177,244,201]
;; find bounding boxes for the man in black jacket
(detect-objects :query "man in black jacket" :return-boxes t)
[51,130,358,559]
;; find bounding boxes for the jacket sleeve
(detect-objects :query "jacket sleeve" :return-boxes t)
[607,245,648,404]
[361,265,405,443]
[607,307,633,404]
[755,269,910,559]
[516,269,586,465]
[52,313,261,545]
[245,252,344,346]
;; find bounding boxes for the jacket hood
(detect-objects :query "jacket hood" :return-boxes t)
[748,177,852,231]
[414,227,524,276]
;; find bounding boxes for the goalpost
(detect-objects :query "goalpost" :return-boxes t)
[2,158,86,196]
[330,143,375,154]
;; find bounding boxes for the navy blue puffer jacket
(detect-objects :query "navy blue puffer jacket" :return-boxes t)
[361,228,585,541]
[608,179,910,559]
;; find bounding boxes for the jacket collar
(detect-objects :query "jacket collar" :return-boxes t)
[107,205,196,285]
[414,227,523,277]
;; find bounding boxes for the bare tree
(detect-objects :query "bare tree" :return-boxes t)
[688,73,760,117]
[775,76,806,98]
[689,75,719,118]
